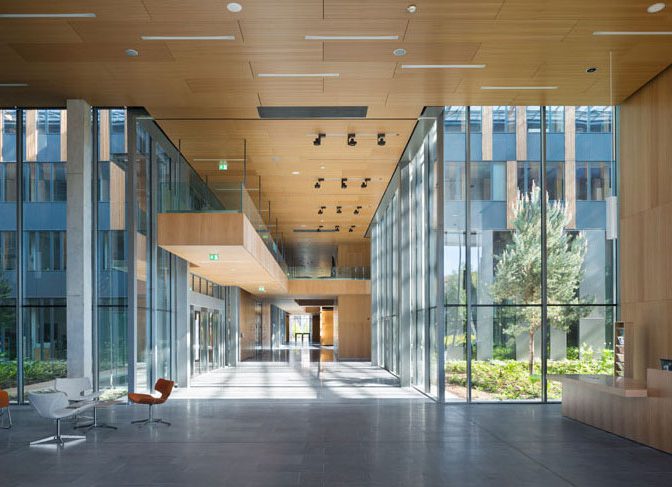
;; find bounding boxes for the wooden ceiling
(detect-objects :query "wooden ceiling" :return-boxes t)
[2,0,672,246]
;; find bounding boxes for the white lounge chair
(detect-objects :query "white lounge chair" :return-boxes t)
[28,391,93,446]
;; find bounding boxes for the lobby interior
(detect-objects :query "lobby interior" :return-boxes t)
[2,1,672,486]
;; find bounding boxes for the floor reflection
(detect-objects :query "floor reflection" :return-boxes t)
[241,343,335,364]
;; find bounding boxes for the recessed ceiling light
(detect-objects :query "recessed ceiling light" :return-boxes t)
[406,4,417,13]
[0,13,96,18]
[125,48,139,57]
[401,64,486,69]
[586,67,598,73]
[593,31,672,35]
[257,73,340,78]
[304,35,399,41]
[647,3,666,13]
[393,48,407,56]
[292,171,300,175]
[141,36,235,41]
[0,83,29,87]
[481,86,557,90]
[320,165,326,169]
[227,2,243,13]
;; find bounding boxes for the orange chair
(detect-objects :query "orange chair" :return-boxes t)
[128,378,174,426]
[0,388,11,429]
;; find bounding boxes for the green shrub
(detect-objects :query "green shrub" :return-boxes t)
[0,360,68,389]
[446,348,613,400]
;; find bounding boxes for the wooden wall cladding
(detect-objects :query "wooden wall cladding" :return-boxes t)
[620,65,672,372]
[239,290,259,362]
[337,294,371,360]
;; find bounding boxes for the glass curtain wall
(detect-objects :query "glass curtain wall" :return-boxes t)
[443,106,617,402]
[0,109,68,402]
[371,112,443,399]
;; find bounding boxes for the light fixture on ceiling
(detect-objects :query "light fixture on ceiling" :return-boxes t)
[336,206,342,214]
[406,4,417,14]
[361,178,371,188]
[313,133,325,146]
[401,64,486,69]
[341,178,348,189]
[318,206,325,215]
[647,3,666,13]
[314,178,324,189]
[480,86,557,90]
[304,35,399,41]
[0,13,96,18]
[377,133,386,146]
[586,67,599,73]
[347,133,357,147]
[349,225,356,233]
[125,48,139,57]
[258,286,266,293]
[141,35,235,41]
[353,206,362,215]
[320,165,326,170]
[593,31,672,35]
[227,2,243,13]
[335,225,340,232]
[0,83,29,87]
[393,48,407,56]
[257,73,340,78]
[292,171,300,175]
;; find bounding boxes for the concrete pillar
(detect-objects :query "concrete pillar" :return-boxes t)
[476,231,494,360]
[175,258,189,387]
[66,99,93,380]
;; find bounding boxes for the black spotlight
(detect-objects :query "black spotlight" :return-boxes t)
[377,133,386,146]
[586,67,598,74]
[313,133,325,146]
[361,178,370,189]
[336,206,342,214]
[347,133,357,147]
[341,178,348,189]
[335,225,340,232]
[349,225,355,233]
[314,177,323,189]
[354,206,361,215]
[318,206,325,215]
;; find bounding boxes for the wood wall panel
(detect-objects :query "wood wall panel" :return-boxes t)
[320,308,334,346]
[620,65,672,373]
[239,290,259,362]
[337,243,371,268]
[337,294,371,360]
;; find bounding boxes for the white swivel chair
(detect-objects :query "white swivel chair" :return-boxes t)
[28,391,93,446]
[54,377,99,402]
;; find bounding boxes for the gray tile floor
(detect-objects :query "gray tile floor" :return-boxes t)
[1,366,671,486]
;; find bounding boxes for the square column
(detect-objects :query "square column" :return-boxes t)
[66,99,93,380]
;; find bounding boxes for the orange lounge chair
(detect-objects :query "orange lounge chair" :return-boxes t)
[128,378,174,426]
[0,388,11,429]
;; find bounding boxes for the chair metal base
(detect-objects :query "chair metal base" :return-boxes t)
[30,418,86,446]
[0,408,11,429]
[131,403,170,426]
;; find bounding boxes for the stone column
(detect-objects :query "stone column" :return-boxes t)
[66,99,93,380]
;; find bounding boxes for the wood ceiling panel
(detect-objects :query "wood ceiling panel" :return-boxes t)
[142,0,323,21]
[0,0,151,21]
[250,62,396,79]
[496,0,672,20]
[186,77,323,95]
[165,42,322,63]
[404,20,578,43]
[69,21,243,44]
[0,21,84,43]
[241,19,408,43]
[323,41,480,63]
[9,42,174,62]
[323,0,504,20]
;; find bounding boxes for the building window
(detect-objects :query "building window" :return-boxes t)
[546,106,565,133]
[26,231,66,272]
[576,106,612,133]
[576,162,611,200]
[493,106,516,133]
[0,231,16,271]
[470,106,482,133]
[526,106,541,133]
[24,162,67,202]
[445,106,466,133]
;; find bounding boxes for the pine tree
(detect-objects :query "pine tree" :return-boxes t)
[491,184,592,374]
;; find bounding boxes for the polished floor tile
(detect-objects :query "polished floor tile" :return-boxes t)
[1,365,671,486]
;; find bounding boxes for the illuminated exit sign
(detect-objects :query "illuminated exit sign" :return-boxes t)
[208,253,219,261]
[218,160,228,171]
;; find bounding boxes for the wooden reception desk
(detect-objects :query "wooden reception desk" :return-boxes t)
[552,369,672,453]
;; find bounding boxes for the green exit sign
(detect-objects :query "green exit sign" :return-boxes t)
[209,253,219,261]
[218,160,228,171]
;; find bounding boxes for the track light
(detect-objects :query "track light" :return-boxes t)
[313,133,325,146]
[347,133,357,146]
[335,225,340,232]
[314,177,324,189]
[349,225,356,233]
[336,206,342,214]
[341,178,348,189]
[361,178,370,188]
[377,133,386,146]
[318,206,325,215]
[354,206,362,215]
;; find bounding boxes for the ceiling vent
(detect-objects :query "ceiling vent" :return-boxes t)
[258,106,368,119]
